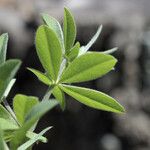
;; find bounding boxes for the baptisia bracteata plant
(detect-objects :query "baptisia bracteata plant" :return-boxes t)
[29,8,124,113]
[0,7,125,150]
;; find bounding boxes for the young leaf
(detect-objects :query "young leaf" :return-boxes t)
[79,25,102,56]
[42,13,64,52]
[0,59,21,102]
[36,25,62,81]
[0,118,18,130]
[18,127,52,150]
[27,68,52,86]
[10,100,58,150]
[67,42,80,62]
[52,86,65,110]
[0,33,8,65]
[63,7,76,54]
[60,52,117,83]
[60,85,125,113]
[13,94,39,126]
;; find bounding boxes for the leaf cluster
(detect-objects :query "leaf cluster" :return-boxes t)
[29,7,124,113]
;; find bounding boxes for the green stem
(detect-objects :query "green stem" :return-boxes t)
[42,86,54,101]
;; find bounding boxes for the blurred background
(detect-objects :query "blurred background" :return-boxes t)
[1,0,150,150]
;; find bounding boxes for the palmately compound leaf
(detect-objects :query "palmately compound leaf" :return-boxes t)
[27,68,52,86]
[18,127,52,150]
[60,84,125,113]
[0,33,8,65]
[67,42,80,62]
[13,94,39,126]
[52,86,65,110]
[63,7,76,54]
[42,13,65,53]
[60,52,117,83]
[10,100,58,150]
[0,59,21,102]
[36,25,62,81]
[79,25,102,56]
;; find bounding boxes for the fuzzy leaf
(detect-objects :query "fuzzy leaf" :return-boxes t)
[63,7,76,54]
[52,86,65,110]
[0,60,21,102]
[36,25,62,81]
[42,13,64,52]
[0,33,8,64]
[28,68,52,85]
[13,94,39,126]
[18,127,52,150]
[60,52,117,83]
[68,42,80,62]
[60,85,125,113]
[10,100,58,150]
[79,25,102,56]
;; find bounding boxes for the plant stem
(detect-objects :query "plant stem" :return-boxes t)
[42,86,54,101]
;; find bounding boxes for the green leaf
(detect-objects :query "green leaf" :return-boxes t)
[52,86,65,110]
[67,42,80,62]
[10,100,58,150]
[60,52,117,83]
[0,33,8,64]
[18,127,52,150]
[0,59,21,102]
[13,94,39,126]
[36,25,62,81]
[42,13,65,52]
[79,25,102,56]
[0,104,16,125]
[63,7,76,54]
[0,118,18,131]
[60,85,125,113]
[27,68,52,86]
[0,128,5,150]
